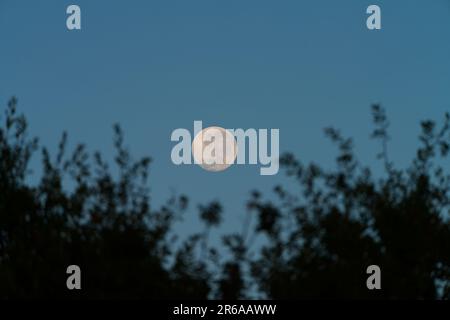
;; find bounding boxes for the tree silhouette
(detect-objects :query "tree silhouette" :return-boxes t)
[0,97,448,299]
[0,97,209,298]
[247,105,450,299]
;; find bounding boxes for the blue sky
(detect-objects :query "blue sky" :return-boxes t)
[1,0,450,240]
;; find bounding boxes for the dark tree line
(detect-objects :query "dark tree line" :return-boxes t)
[0,97,448,299]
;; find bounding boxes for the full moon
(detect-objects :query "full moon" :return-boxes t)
[192,126,238,172]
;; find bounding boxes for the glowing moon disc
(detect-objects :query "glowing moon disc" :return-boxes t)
[192,126,238,172]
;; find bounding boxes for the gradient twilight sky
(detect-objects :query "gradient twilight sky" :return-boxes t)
[1,0,450,239]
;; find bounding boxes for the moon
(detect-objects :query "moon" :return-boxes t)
[192,126,238,172]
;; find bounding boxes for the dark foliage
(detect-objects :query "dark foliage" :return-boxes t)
[0,98,448,299]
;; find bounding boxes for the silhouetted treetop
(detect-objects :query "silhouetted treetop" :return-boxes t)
[0,98,448,299]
